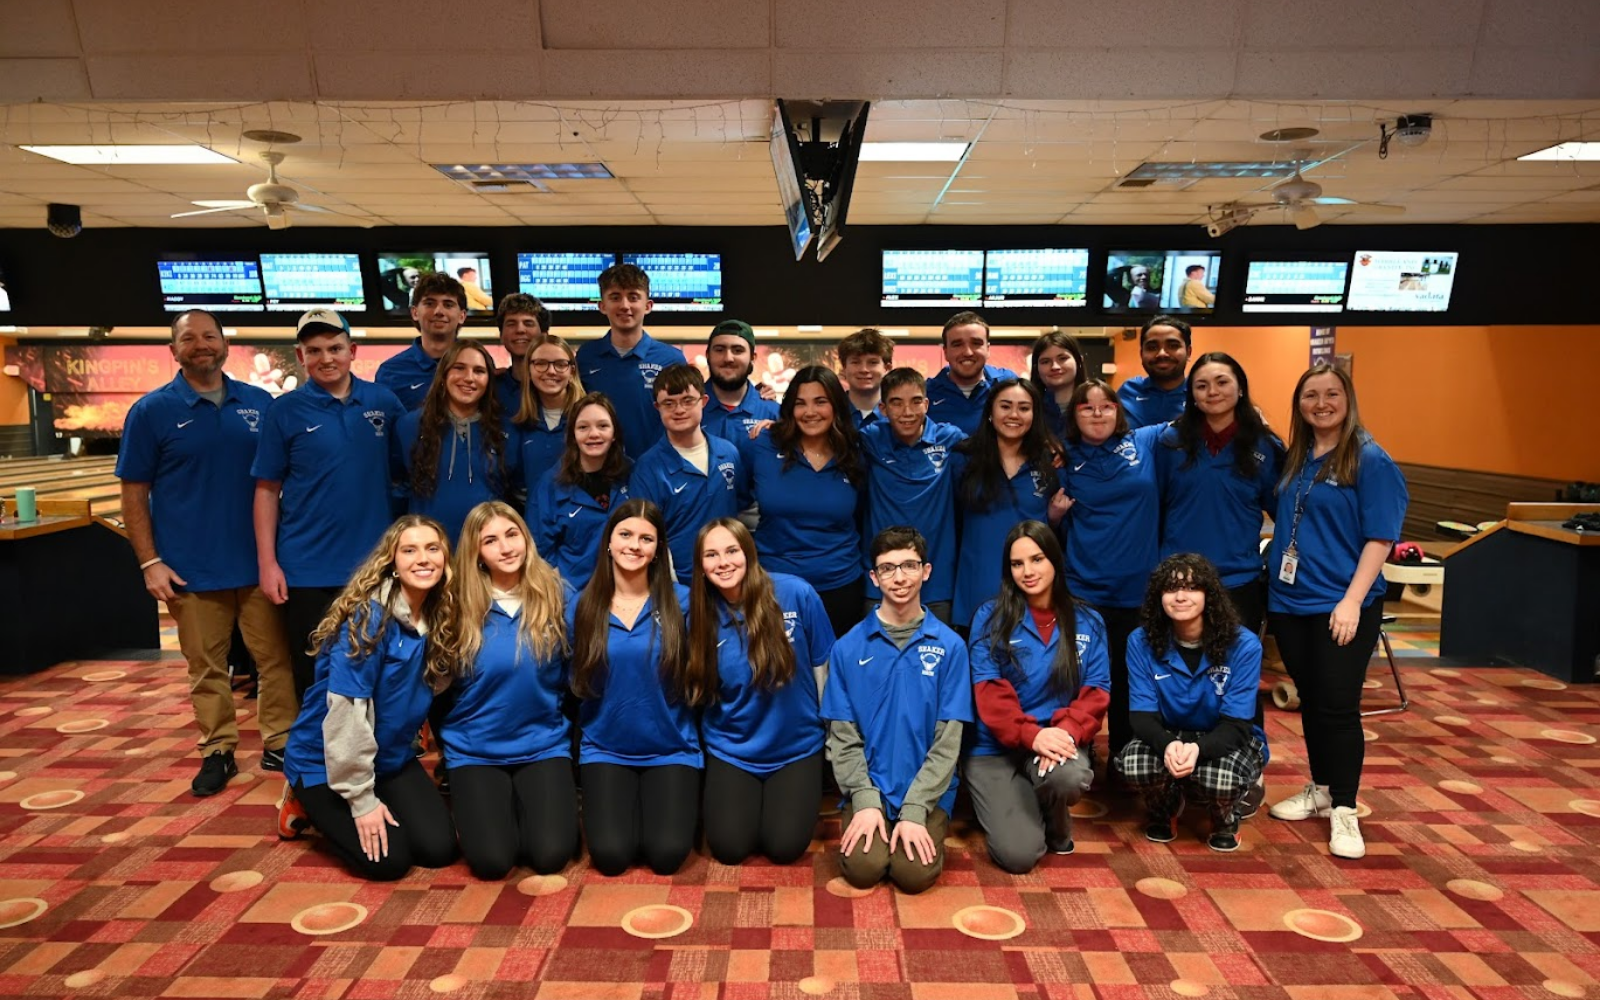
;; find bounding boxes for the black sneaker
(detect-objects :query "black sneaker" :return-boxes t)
[192,751,238,798]
[1145,818,1177,843]
[1237,775,1266,821]
[1048,837,1076,855]
[1208,812,1241,852]
[260,747,285,773]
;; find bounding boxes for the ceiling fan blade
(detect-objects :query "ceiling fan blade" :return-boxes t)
[171,206,248,218]
[1347,202,1406,215]
[1291,205,1321,230]
[1310,196,1359,205]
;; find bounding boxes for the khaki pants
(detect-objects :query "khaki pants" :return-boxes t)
[170,586,297,755]
[838,804,949,894]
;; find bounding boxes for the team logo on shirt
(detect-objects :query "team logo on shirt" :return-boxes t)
[639,362,665,388]
[924,444,948,473]
[917,644,945,677]
[362,409,388,437]
[782,610,798,642]
[235,408,261,432]
[1114,438,1141,466]
[1075,632,1091,658]
[1207,661,1230,697]
[718,461,737,490]
[1029,469,1052,498]
[1253,451,1268,466]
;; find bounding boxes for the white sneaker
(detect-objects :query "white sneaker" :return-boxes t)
[1328,806,1366,860]
[1268,782,1332,821]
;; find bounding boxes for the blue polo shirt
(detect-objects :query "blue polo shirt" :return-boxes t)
[968,601,1111,756]
[251,377,405,589]
[851,405,883,430]
[701,573,834,776]
[629,435,743,584]
[949,454,1062,628]
[442,588,575,768]
[526,467,629,589]
[1060,424,1165,609]
[1117,376,1187,429]
[925,364,1014,436]
[374,338,442,411]
[116,373,274,593]
[571,584,701,768]
[1267,439,1409,615]
[860,420,966,603]
[395,410,520,546]
[820,611,973,820]
[574,331,686,460]
[738,428,863,592]
[703,382,779,446]
[1040,395,1071,444]
[517,410,568,492]
[1126,626,1267,758]
[283,599,433,788]
[1157,427,1283,589]
[494,368,525,421]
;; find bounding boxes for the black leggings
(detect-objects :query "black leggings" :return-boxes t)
[1092,603,1142,761]
[579,763,701,876]
[815,575,866,642]
[450,758,579,879]
[1227,578,1267,638]
[1269,602,1384,808]
[295,758,458,881]
[703,752,823,865]
[284,586,341,700]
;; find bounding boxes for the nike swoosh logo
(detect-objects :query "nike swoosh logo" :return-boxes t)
[176,420,193,428]
[1153,673,1171,680]
[1073,462,1086,471]
[1135,395,1149,401]
[717,639,728,648]
[567,508,580,518]
[306,425,322,433]
[587,368,603,376]
[858,657,873,665]
[930,399,945,406]
[671,483,688,494]
[409,382,427,390]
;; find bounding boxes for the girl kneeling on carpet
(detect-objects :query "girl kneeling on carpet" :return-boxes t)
[435,501,578,879]
[1116,553,1269,853]
[966,520,1109,873]
[278,515,461,881]
[569,498,700,876]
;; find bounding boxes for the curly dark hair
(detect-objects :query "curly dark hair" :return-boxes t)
[1138,553,1240,666]
[409,341,509,499]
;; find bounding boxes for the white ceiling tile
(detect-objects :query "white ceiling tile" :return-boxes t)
[1002,50,1238,101]
[74,0,303,53]
[1467,47,1600,100]
[778,0,1006,48]
[1480,0,1600,49]
[544,0,765,50]
[307,0,541,51]
[0,0,80,57]
[1235,49,1472,99]
[86,54,315,101]
[1008,0,1243,48]
[542,50,771,100]
[773,51,1005,100]
[0,58,91,100]
[1242,0,1485,48]
[312,53,544,102]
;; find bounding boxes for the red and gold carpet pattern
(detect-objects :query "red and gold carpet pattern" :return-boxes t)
[0,655,1597,1000]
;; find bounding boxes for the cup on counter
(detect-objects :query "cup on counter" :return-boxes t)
[13,486,37,523]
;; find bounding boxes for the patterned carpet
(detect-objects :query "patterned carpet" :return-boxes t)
[1,636,1598,1000]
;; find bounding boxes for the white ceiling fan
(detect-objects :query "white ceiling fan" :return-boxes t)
[1209,155,1405,233]
[171,151,369,230]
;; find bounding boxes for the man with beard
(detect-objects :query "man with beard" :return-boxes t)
[700,319,779,445]
[376,272,468,411]
[117,309,297,797]
[1118,315,1192,429]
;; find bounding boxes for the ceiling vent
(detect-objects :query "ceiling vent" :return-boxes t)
[465,179,547,193]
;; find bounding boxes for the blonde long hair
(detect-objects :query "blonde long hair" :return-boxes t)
[309,515,459,692]
[439,501,569,691]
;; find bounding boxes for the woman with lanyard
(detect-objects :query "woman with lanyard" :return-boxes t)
[515,335,585,489]
[526,392,631,589]
[1118,553,1268,853]
[436,501,578,879]
[1265,363,1407,860]
[966,521,1109,872]
[569,498,699,876]
[688,518,834,865]
[737,365,866,639]
[1059,378,1165,766]
[397,340,519,546]
[1156,352,1283,635]
[950,378,1071,630]
[1030,330,1089,442]
[277,515,460,880]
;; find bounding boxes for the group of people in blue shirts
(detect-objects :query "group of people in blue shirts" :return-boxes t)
[117,262,1408,889]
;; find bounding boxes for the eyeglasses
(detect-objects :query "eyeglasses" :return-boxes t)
[1076,405,1117,417]
[873,559,924,578]
[530,359,573,373]
[883,397,927,411]
[656,396,703,413]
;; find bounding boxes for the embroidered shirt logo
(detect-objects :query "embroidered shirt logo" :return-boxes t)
[362,410,388,436]
[917,644,945,677]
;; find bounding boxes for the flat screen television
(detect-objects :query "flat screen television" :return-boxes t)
[983,248,1090,307]
[1346,250,1458,312]
[258,252,365,312]
[881,249,984,308]
[770,101,814,262]
[1242,257,1351,313]
[156,253,264,312]
[1103,250,1222,314]
[620,252,722,312]
[0,260,9,312]
[814,101,869,263]
[378,252,493,315]
[516,252,615,308]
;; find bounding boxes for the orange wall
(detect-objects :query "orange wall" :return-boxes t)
[1111,324,1599,482]
[0,336,27,425]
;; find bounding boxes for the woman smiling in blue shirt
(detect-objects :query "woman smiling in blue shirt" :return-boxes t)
[526,393,632,589]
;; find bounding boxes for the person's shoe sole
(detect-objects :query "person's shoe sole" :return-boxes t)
[1208,833,1241,852]
[1049,840,1075,855]
[1145,824,1176,844]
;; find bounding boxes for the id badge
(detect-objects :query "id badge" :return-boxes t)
[1278,546,1299,585]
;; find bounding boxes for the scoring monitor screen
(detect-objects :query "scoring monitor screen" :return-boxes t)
[258,252,365,312]
[620,252,722,312]
[516,252,614,307]
[983,248,1090,307]
[157,254,264,312]
[1242,259,1351,313]
[881,249,984,308]
[1346,251,1458,312]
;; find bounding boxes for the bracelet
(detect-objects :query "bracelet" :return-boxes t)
[139,557,164,570]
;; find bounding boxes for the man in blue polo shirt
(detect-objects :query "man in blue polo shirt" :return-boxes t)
[838,327,894,429]
[117,310,297,798]
[700,319,778,445]
[574,263,686,460]
[253,308,405,698]
[859,368,965,624]
[375,272,467,411]
[494,292,551,419]
[822,526,971,895]
[629,364,742,584]
[924,311,1011,436]
[1118,316,1191,428]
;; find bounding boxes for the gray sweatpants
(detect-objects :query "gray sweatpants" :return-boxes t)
[964,749,1093,874]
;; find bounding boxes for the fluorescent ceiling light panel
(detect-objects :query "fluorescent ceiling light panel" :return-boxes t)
[1517,142,1600,161]
[860,142,969,162]
[432,162,613,181]
[1126,161,1301,180]
[20,144,237,165]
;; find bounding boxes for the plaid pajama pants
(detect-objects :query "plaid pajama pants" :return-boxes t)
[1116,736,1266,819]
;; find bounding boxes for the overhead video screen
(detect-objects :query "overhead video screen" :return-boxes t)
[1104,250,1221,314]
[1346,251,1458,312]
[1242,259,1351,313]
[881,249,984,308]
[516,252,615,307]
[983,248,1090,307]
[258,252,365,312]
[156,254,264,312]
[621,252,722,312]
[378,252,493,315]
